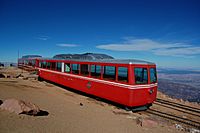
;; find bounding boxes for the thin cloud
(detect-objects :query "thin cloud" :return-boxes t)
[56,43,78,47]
[153,46,200,58]
[96,38,200,58]
[36,36,50,41]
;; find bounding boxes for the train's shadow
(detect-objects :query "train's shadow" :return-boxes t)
[40,78,150,112]
[40,79,128,110]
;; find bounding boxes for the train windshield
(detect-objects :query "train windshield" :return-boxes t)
[134,68,148,84]
[150,68,157,83]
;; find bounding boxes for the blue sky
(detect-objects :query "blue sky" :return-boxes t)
[0,0,200,69]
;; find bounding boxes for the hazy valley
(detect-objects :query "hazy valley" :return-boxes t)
[158,68,200,103]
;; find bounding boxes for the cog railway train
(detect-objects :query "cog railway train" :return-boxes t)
[18,53,157,111]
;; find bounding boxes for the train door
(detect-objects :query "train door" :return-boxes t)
[61,62,64,72]
[147,67,157,103]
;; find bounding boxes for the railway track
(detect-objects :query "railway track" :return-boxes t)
[147,109,200,129]
[144,98,200,129]
[156,98,200,114]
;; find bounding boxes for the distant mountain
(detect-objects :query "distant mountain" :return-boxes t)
[22,55,42,59]
[157,68,200,74]
[53,53,114,60]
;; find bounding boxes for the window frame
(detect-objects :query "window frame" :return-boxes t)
[47,62,51,69]
[103,65,116,81]
[134,67,148,84]
[41,61,47,68]
[71,63,80,75]
[117,66,128,83]
[51,62,56,70]
[39,61,42,68]
[90,64,101,79]
[80,64,89,76]
[64,63,71,73]
[150,68,157,83]
[56,62,62,72]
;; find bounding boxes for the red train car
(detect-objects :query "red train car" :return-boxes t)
[18,55,41,71]
[18,54,157,111]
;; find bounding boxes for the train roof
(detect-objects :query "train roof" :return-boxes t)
[19,53,155,65]
[38,58,155,65]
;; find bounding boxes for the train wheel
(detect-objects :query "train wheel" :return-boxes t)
[38,76,43,81]
[124,106,131,111]
[132,106,148,112]
[146,103,152,109]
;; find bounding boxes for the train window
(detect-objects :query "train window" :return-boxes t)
[18,60,22,64]
[42,61,47,68]
[91,65,101,78]
[65,63,70,73]
[134,68,148,84]
[25,60,29,65]
[103,66,116,81]
[81,64,89,76]
[32,60,36,66]
[118,67,128,82]
[28,61,32,66]
[51,62,56,70]
[40,62,43,68]
[47,62,51,69]
[150,68,157,83]
[56,62,62,72]
[39,62,41,68]
[72,64,79,74]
